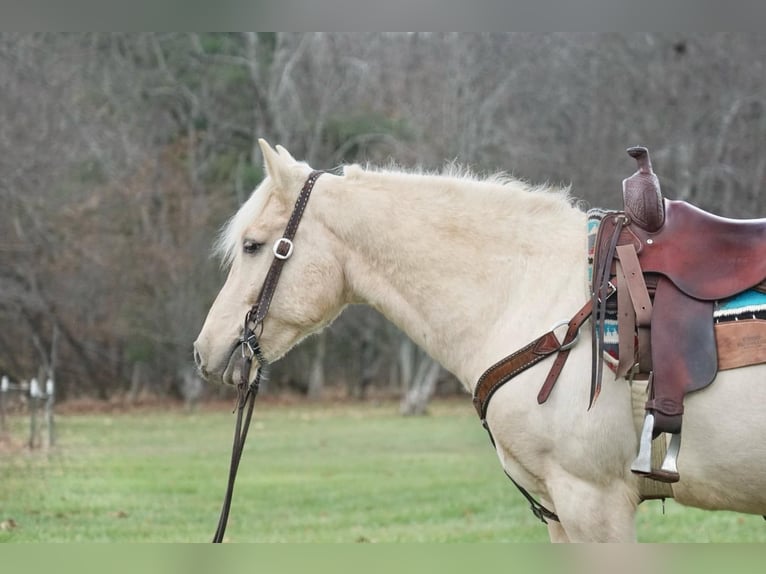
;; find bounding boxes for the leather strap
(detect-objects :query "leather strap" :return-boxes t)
[472,298,597,527]
[537,301,595,404]
[615,261,637,379]
[212,373,260,543]
[250,170,325,328]
[479,418,560,524]
[590,214,627,408]
[473,297,595,420]
[615,243,655,378]
[616,244,653,327]
[473,332,561,419]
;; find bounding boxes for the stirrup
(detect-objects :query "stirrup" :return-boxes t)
[631,413,655,475]
[630,413,681,483]
[654,432,681,483]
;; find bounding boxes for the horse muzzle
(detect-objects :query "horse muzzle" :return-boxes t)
[194,338,264,386]
[193,339,236,385]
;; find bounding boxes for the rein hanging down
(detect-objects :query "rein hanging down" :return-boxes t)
[212,170,325,543]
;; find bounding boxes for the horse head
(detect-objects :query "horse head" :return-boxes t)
[193,140,347,385]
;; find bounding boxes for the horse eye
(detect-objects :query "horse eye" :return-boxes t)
[243,240,264,255]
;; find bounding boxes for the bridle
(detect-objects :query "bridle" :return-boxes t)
[212,170,325,543]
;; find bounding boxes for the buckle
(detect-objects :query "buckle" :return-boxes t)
[241,332,268,366]
[597,280,616,304]
[241,333,257,359]
[273,238,294,260]
[549,320,580,351]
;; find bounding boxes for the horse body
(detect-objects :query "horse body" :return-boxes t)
[194,140,766,542]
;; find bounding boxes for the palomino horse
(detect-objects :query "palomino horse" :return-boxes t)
[194,140,766,542]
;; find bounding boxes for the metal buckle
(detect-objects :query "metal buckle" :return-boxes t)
[273,238,294,260]
[549,320,579,351]
[597,280,617,304]
[240,331,268,366]
[241,334,257,359]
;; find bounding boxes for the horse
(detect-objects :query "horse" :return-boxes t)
[194,139,766,542]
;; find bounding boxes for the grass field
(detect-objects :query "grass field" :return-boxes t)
[1,398,764,543]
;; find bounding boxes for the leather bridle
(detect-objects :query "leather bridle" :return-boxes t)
[212,170,325,543]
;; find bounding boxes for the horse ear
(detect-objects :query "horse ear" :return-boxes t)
[275,145,296,163]
[259,138,310,203]
[258,138,288,187]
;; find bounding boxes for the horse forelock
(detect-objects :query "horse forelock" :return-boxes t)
[214,183,270,268]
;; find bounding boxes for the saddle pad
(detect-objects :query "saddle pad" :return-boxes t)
[714,289,766,321]
[586,209,766,373]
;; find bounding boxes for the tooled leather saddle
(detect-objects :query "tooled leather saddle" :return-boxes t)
[592,147,766,482]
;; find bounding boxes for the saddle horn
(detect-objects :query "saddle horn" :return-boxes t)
[623,146,665,232]
[627,146,653,174]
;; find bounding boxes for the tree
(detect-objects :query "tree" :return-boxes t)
[3,33,766,407]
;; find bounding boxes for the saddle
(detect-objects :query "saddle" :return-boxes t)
[593,147,766,483]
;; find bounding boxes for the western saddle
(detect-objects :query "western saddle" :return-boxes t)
[593,147,766,483]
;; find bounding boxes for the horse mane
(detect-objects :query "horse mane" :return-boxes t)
[216,162,577,267]
[343,162,576,213]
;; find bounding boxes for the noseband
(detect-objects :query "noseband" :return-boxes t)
[212,169,325,543]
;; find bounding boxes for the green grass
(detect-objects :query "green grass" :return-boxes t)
[1,399,764,542]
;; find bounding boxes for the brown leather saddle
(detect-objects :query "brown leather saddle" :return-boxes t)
[593,147,766,483]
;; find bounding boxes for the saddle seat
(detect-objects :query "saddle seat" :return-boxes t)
[630,199,766,300]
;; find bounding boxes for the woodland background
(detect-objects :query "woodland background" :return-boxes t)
[2,33,765,411]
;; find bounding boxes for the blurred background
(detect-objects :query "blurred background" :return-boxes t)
[2,33,765,412]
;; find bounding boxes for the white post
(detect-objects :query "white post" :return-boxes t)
[29,377,39,449]
[0,375,8,433]
[45,377,55,447]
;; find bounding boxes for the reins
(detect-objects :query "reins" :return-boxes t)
[211,170,325,543]
[211,369,261,543]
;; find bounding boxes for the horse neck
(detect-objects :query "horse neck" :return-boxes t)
[318,170,588,389]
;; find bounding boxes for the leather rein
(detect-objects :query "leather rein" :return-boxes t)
[212,170,325,543]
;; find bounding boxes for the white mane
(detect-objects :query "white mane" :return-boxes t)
[344,161,571,196]
[341,163,577,227]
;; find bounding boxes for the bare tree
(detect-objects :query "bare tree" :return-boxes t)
[3,33,766,407]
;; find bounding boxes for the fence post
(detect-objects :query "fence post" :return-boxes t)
[29,377,39,449]
[45,377,55,447]
[0,375,8,433]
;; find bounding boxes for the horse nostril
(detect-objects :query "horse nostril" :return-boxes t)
[193,345,205,373]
